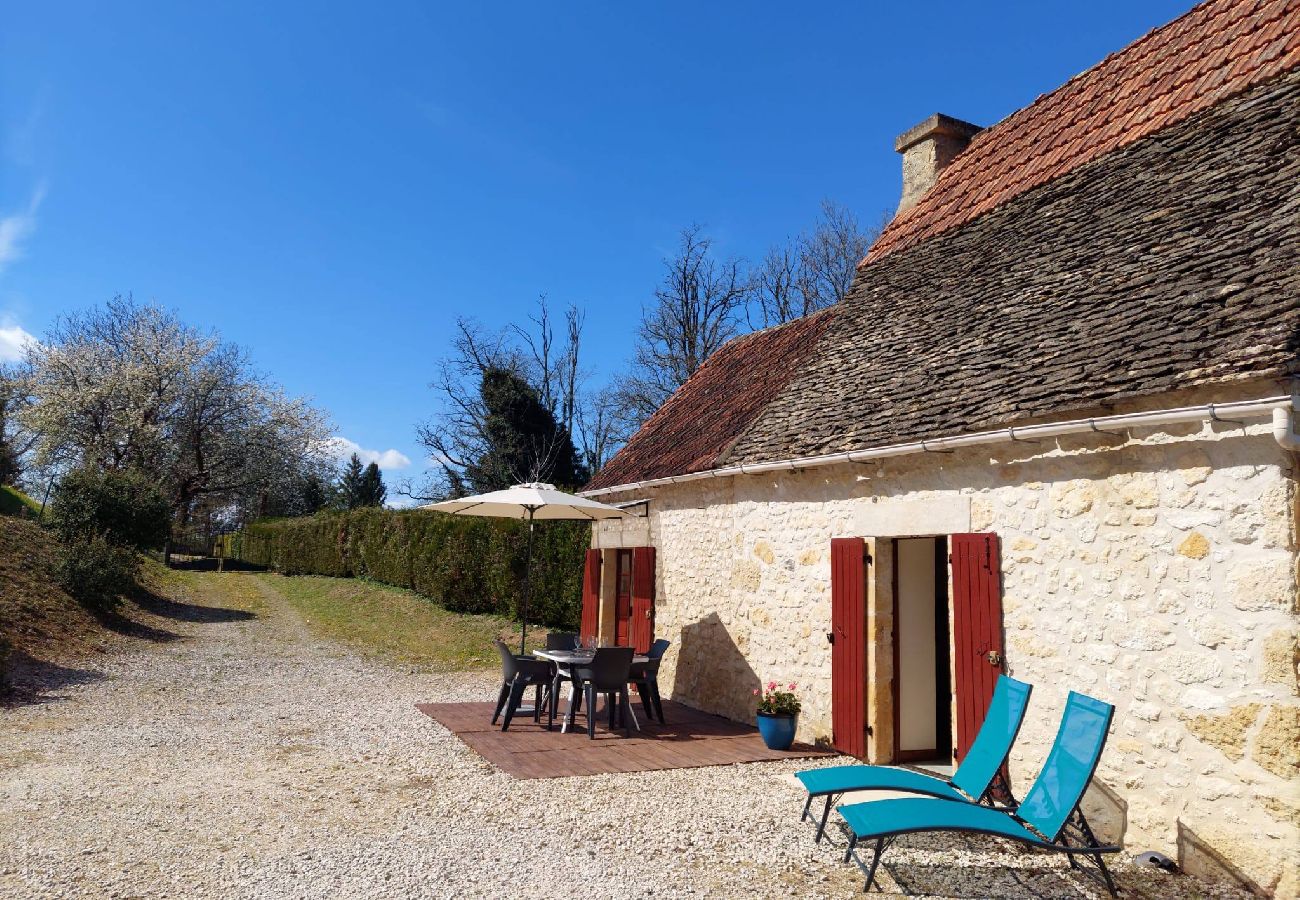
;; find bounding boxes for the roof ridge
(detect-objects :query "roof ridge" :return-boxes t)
[980,0,1218,137]
[583,308,839,491]
[864,0,1300,264]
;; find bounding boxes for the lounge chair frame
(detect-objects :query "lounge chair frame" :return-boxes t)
[839,692,1120,896]
[800,766,1019,845]
[844,802,1119,895]
[799,676,1032,843]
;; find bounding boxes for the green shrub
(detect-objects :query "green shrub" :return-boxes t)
[233,509,588,629]
[56,534,137,611]
[49,468,171,550]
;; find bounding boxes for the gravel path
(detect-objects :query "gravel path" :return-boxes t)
[0,572,1243,899]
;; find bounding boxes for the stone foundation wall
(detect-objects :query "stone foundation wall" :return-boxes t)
[592,388,1299,894]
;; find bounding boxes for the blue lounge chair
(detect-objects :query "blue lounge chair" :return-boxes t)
[837,691,1119,896]
[796,675,1032,843]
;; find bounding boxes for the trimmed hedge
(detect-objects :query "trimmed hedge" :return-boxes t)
[231,509,589,629]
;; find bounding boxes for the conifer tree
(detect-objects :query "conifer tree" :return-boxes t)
[463,366,586,492]
[358,461,386,507]
[338,453,366,510]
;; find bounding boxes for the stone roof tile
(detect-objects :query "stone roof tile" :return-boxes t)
[728,71,1300,465]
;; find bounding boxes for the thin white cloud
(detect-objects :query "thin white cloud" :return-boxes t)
[416,100,571,182]
[0,322,36,362]
[0,184,46,275]
[326,436,412,471]
[6,85,50,167]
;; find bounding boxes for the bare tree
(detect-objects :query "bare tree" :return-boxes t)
[574,386,626,476]
[411,318,517,498]
[798,200,878,311]
[748,243,803,330]
[511,296,584,438]
[750,200,882,328]
[615,225,752,424]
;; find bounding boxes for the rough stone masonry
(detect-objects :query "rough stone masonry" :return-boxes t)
[592,383,1300,895]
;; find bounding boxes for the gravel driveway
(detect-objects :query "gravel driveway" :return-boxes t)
[0,573,1240,899]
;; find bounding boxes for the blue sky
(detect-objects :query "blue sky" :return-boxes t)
[1,1,1193,494]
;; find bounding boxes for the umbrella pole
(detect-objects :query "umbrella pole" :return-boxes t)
[520,508,535,655]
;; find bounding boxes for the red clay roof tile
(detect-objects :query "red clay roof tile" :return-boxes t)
[865,0,1300,264]
[583,310,838,491]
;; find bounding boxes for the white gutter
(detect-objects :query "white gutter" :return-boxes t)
[580,394,1299,498]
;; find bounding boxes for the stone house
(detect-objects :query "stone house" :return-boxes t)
[578,0,1300,894]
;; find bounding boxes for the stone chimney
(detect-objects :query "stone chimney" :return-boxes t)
[895,114,981,212]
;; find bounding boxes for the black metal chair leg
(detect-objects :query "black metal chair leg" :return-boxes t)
[533,682,543,722]
[491,681,510,724]
[1093,852,1118,898]
[844,834,857,864]
[1068,807,1119,897]
[816,794,836,843]
[864,837,885,892]
[586,684,596,739]
[801,794,814,824]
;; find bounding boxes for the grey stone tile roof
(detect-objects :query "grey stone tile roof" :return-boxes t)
[724,70,1300,466]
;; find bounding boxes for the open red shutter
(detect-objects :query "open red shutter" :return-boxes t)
[579,549,601,643]
[629,546,655,654]
[950,533,1003,762]
[830,537,867,759]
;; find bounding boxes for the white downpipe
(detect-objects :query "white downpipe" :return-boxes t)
[580,394,1298,498]
[1273,405,1300,451]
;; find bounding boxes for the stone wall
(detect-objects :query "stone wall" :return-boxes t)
[591,386,1299,894]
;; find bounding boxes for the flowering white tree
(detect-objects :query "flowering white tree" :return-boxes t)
[21,297,332,527]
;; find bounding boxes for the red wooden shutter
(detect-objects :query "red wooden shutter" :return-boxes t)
[830,537,867,759]
[950,533,1003,762]
[579,549,601,643]
[629,546,655,654]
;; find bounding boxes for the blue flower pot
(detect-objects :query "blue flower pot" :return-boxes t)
[756,712,797,751]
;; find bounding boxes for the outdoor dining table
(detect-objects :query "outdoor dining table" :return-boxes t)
[533,649,648,734]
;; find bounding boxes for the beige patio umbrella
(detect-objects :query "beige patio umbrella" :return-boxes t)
[421,482,628,654]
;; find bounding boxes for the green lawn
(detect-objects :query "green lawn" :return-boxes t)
[262,574,545,671]
[0,485,41,518]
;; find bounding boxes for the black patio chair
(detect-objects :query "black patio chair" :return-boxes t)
[542,631,580,731]
[492,640,553,731]
[571,647,637,739]
[545,632,578,650]
[629,639,670,724]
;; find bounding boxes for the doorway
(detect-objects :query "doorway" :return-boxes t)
[892,537,952,763]
[613,549,633,646]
